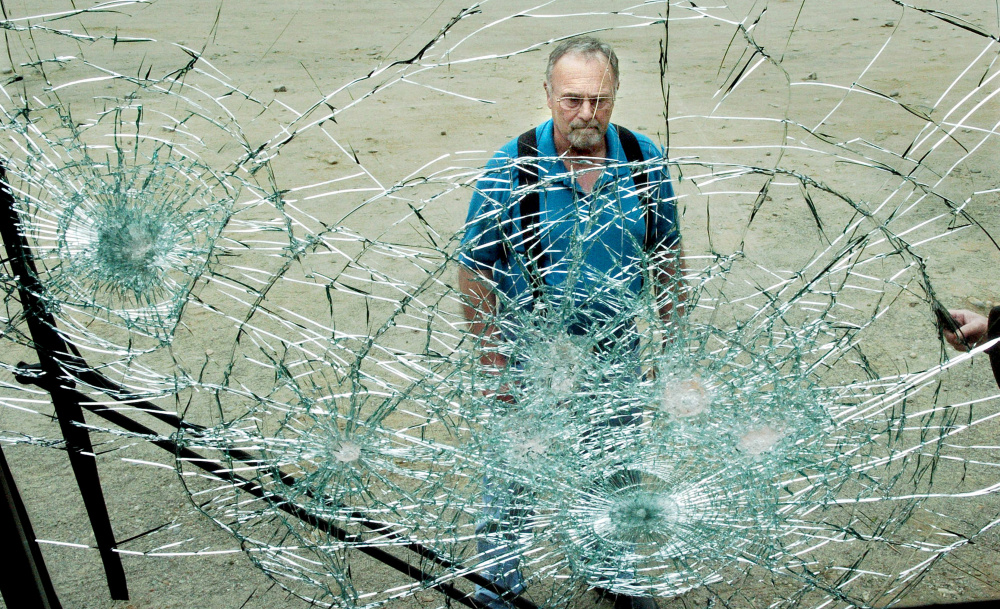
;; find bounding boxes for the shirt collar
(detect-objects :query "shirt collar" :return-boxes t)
[536,120,632,184]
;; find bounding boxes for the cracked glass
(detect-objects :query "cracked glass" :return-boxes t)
[1,1,999,608]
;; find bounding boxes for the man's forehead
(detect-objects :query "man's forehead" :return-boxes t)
[549,52,616,90]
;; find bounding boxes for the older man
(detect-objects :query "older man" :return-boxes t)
[458,36,682,609]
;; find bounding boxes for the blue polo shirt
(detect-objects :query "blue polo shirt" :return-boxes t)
[459,120,680,327]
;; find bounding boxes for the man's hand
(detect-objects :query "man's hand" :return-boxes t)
[479,351,515,403]
[944,309,989,351]
[459,264,516,402]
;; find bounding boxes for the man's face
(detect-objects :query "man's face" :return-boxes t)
[545,52,617,155]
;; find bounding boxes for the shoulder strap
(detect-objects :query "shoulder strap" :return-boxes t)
[614,124,656,253]
[515,128,546,305]
[616,123,644,166]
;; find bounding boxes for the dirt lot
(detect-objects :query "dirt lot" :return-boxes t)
[1,1,999,608]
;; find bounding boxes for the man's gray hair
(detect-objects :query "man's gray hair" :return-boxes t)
[545,36,620,87]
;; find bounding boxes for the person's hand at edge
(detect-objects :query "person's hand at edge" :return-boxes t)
[944,309,989,351]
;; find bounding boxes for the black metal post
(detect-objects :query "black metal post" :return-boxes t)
[0,442,62,609]
[0,157,533,607]
[0,167,128,600]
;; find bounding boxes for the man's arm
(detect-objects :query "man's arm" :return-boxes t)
[458,264,508,372]
[652,243,685,329]
[643,144,684,328]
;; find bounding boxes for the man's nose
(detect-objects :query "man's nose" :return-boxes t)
[577,99,597,119]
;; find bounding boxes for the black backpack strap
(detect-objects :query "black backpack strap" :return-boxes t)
[515,128,546,305]
[614,124,656,252]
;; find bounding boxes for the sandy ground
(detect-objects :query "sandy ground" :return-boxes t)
[2,1,1000,608]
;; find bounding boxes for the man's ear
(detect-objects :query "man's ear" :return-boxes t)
[544,80,552,109]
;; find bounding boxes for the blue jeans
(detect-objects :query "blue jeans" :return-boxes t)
[475,407,643,605]
[475,479,529,607]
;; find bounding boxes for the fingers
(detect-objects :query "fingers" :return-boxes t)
[947,309,973,325]
[943,309,989,351]
[943,329,968,352]
[479,353,514,403]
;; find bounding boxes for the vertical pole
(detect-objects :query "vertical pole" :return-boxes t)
[0,167,128,600]
[0,448,62,609]
[0,442,62,609]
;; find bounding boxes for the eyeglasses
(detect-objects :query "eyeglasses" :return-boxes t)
[555,95,615,112]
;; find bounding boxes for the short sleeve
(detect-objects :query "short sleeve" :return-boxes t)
[459,149,517,271]
[635,137,680,251]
